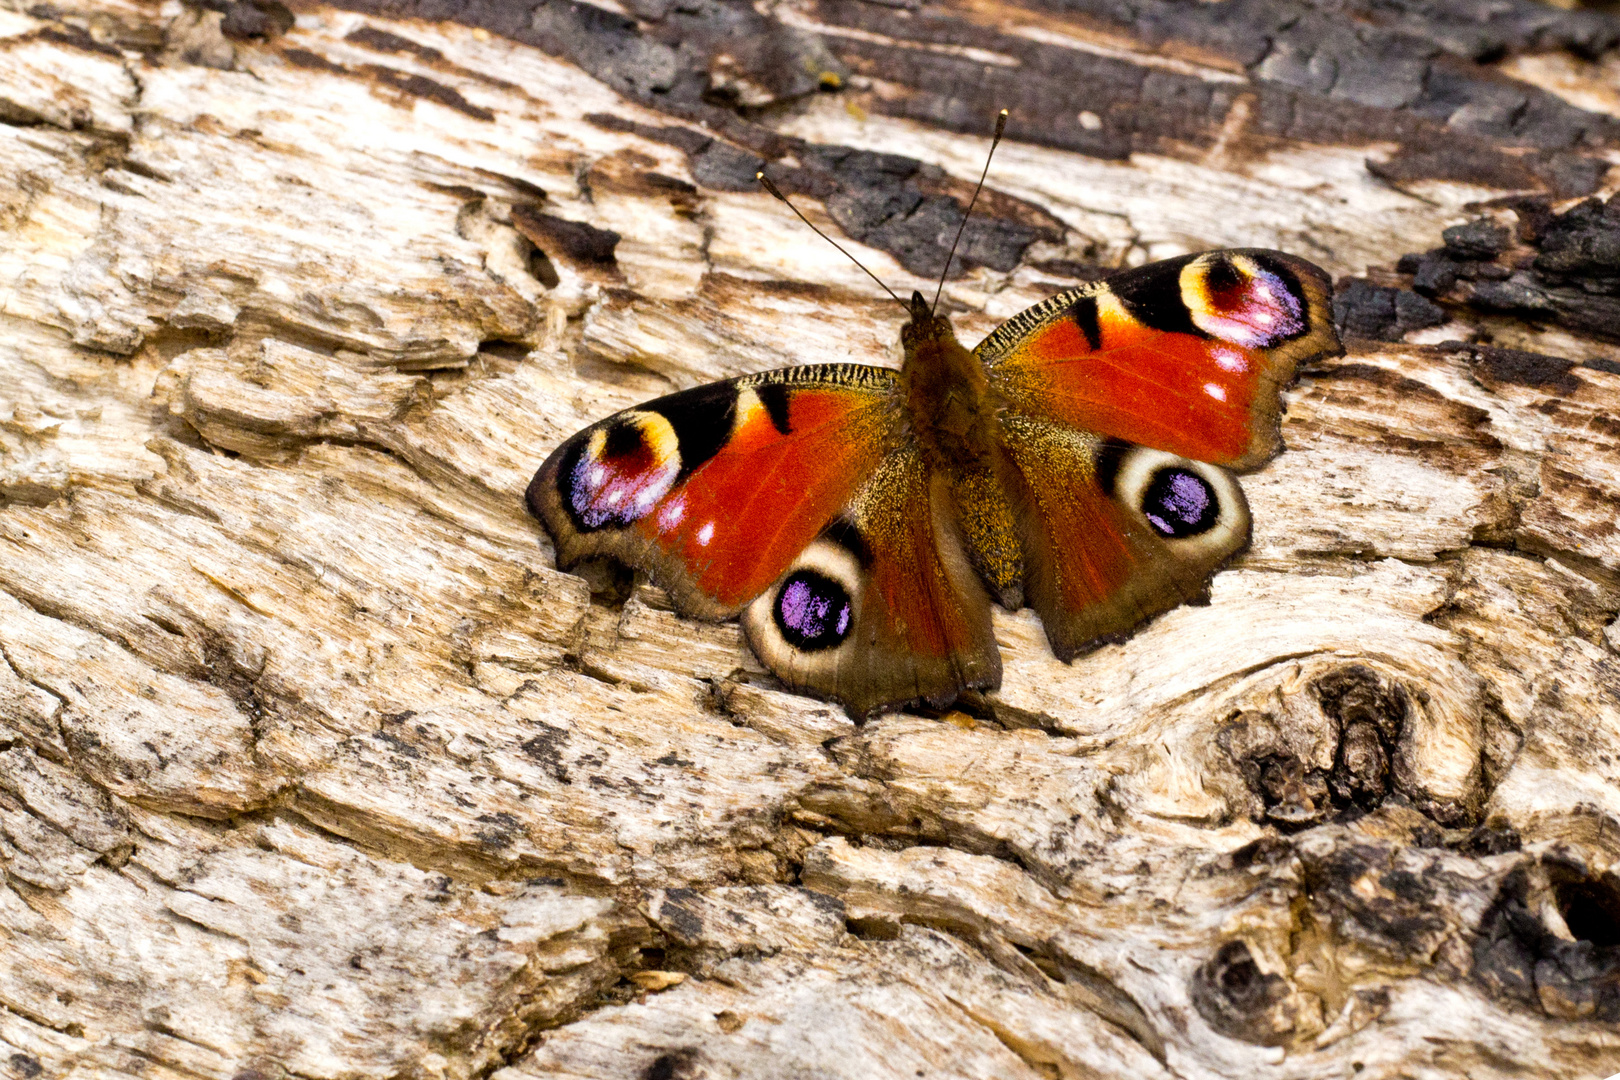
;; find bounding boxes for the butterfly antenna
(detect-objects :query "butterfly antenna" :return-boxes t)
[932,108,1009,316]
[756,172,910,314]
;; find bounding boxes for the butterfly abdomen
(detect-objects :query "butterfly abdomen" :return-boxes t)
[899,309,1025,607]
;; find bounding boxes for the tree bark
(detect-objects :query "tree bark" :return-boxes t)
[1,0,1619,1076]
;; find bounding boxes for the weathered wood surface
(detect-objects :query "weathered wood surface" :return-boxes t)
[1,0,1619,1075]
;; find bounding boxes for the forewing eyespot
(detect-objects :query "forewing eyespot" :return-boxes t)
[561,411,681,530]
[1184,254,1306,348]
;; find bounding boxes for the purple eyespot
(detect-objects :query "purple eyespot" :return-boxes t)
[1143,468,1218,538]
[774,570,853,652]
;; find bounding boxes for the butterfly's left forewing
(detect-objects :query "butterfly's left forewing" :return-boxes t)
[528,365,902,619]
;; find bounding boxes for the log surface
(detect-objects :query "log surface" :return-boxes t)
[1,0,1619,1075]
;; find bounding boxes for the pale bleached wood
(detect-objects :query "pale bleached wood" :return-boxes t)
[1,0,1619,1077]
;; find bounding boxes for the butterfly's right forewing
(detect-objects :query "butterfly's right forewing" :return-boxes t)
[979,250,1339,470]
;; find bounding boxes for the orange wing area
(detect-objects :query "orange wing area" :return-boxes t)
[639,379,897,611]
[995,313,1268,463]
[528,365,901,619]
[978,250,1340,470]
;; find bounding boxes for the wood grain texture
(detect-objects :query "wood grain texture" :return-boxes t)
[1,0,1619,1075]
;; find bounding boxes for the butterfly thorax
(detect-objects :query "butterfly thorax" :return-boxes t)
[898,293,1025,608]
[899,298,997,471]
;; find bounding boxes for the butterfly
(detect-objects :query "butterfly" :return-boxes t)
[527,125,1342,718]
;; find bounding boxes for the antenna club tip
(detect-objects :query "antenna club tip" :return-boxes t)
[757,172,789,202]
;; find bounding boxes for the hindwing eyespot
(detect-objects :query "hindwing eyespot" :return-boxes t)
[1141,467,1219,538]
[774,570,853,651]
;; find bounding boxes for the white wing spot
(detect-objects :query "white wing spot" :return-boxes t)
[1203,382,1228,401]
[1255,310,1275,325]
[1214,347,1248,373]
[697,521,715,546]
[605,489,623,505]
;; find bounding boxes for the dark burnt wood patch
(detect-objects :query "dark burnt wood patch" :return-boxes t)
[1332,278,1447,343]
[324,0,1620,268]
[219,0,295,41]
[586,113,771,192]
[277,45,494,119]
[1446,343,1583,396]
[512,205,621,265]
[359,64,494,120]
[281,46,347,73]
[1014,0,1617,70]
[802,0,1615,195]
[188,0,294,42]
[1399,196,1620,347]
[1219,665,1486,832]
[1188,940,1295,1046]
[345,24,446,62]
[1474,859,1620,1021]
[1300,842,1453,961]
[586,115,1062,278]
[769,144,1058,277]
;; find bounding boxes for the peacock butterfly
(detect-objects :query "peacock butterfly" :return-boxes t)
[527,116,1343,717]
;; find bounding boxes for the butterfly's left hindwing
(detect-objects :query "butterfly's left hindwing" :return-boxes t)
[742,446,1000,718]
[528,365,902,619]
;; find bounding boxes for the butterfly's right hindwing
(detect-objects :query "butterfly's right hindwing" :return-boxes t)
[997,415,1252,659]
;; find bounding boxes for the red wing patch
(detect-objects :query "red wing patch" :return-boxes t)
[638,382,897,611]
